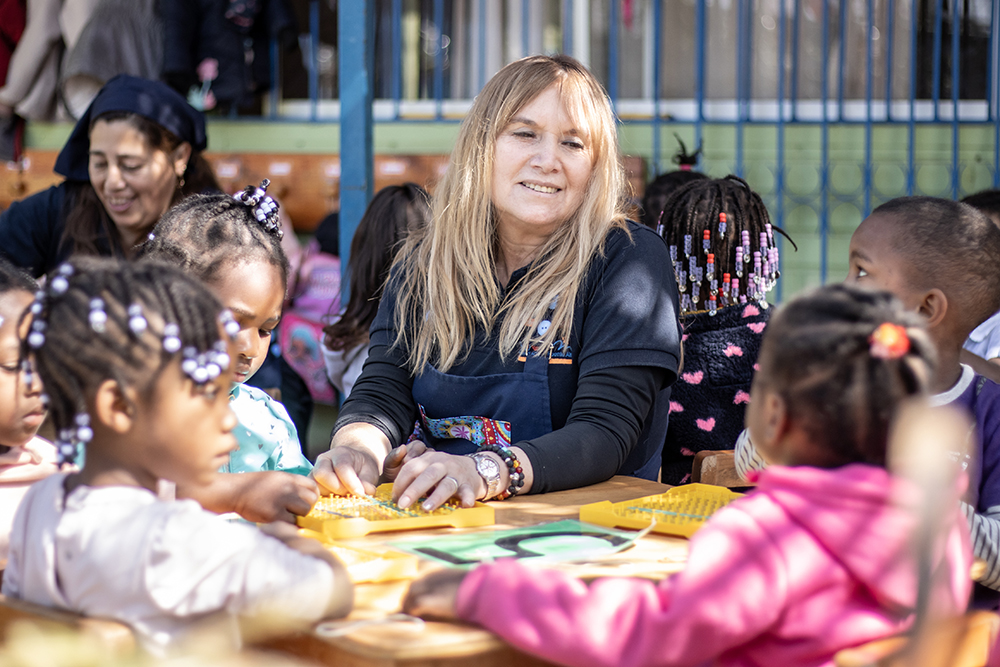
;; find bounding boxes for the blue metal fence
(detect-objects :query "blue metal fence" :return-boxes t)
[273,0,1000,299]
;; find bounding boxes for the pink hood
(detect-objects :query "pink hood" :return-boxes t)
[750,463,968,612]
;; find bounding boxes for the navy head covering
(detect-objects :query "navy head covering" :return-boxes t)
[54,75,208,182]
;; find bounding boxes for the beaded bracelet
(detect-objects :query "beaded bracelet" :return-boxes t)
[477,444,525,500]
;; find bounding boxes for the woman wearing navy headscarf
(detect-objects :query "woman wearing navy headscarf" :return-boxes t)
[0,75,219,277]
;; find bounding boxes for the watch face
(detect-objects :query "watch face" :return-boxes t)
[478,456,500,477]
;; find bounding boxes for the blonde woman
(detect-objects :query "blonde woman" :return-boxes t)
[312,55,681,509]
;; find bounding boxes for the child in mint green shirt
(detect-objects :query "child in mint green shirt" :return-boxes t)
[225,384,312,476]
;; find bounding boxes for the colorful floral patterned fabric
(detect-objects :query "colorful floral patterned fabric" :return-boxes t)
[417,404,512,448]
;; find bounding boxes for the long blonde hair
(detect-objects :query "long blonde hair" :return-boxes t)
[393,54,630,372]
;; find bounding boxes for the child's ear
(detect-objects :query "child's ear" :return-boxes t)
[93,379,136,434]
[917,288,948,329]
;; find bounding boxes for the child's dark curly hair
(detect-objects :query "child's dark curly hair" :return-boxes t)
[757,283,936,467]
[24,257,228,444]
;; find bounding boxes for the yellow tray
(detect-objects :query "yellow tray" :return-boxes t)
[298,528,420,583]
[297,483,495,540]
[579,484,743,538]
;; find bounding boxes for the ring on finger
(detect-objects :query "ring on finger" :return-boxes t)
[443,475,459,490]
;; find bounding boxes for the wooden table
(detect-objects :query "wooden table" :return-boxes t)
[257,476,689,667]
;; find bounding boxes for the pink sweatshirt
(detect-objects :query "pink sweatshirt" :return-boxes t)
[456,464,972,667]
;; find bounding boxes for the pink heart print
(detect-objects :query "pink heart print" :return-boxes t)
[733,391,751,405]
[682,371,704,384]
[742,304,760,318]
[724,345,744,357]
[747,322,766,334]
[669,401,684,413]
[696,417,716,432]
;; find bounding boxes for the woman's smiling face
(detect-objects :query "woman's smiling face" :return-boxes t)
[88,119,189,248]
[490,84,595,243]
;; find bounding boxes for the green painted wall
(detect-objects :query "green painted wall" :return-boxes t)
[27,120,997,301]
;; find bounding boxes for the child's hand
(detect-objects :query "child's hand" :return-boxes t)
[233,471,319,523]
[401,568,468,621]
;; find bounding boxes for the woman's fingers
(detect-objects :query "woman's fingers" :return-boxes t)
[392,452,478,511]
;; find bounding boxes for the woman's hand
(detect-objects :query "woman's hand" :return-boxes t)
[402,568,468,621]
[311,422,391,496]
[391,450,483,511]
[382,440,430,482]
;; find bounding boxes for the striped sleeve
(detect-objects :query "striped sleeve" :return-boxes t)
[734,429,768,482]
[962,501,1000,590]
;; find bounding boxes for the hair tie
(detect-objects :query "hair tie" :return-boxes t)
[233,178,283,239]
[869,322,910,360]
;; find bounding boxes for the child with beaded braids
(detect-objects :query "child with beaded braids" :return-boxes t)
[656,175,793,484]
[0,255,57,562]
[1,257,351,655]
[139,180,318,524]
[403,284,971,667]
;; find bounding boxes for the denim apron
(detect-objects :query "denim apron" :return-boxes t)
[411,349,553,455]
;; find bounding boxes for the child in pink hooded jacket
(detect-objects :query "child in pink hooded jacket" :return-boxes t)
[404,284,973,667]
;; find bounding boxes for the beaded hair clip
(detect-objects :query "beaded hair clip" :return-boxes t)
[233,178,283,239]
[25,263,240,465]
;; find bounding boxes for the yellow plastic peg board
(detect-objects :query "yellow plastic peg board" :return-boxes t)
[297,483,495,539]
[579,483,743,538]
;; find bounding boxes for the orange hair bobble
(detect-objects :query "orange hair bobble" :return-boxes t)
[869,322,911,360]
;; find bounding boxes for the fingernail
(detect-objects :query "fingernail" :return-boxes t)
[422,501,433,511]
[399,495,410,508]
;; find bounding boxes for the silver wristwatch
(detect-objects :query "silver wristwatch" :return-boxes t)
[469,452,503,500]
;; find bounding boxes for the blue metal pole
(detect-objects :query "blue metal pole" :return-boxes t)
[433,0,444,120]
[695,0,705,153]
[391,0,402,118]
[776,0,785,301]
[736,0,746,178]
[885,0,894,120]
[522,0,529,56]
[652,0,662,175]
[932,0,943,121]
[837,0,847,120]
[951,0,960,199]
[790,0,800,121]
[309,0,319,121]
[608,0,619,105]
[907,3,917,195]
[821,0,829,283]
[864,0,873,216]
[562,0,573,54]
[338,0,375,301]
[994,0,1000,188]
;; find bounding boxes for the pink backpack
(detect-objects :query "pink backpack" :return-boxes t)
[280,239,341,404]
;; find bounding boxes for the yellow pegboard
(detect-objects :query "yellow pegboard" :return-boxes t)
[297,483,495,540]
[579,483,743,538]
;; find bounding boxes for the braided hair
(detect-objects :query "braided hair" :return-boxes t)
[23,257,232,464]
[0,254,38,296]
[137,180,289,289]
[758,283,935,468]
[639,134,708,228]
[658,175,796,316]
